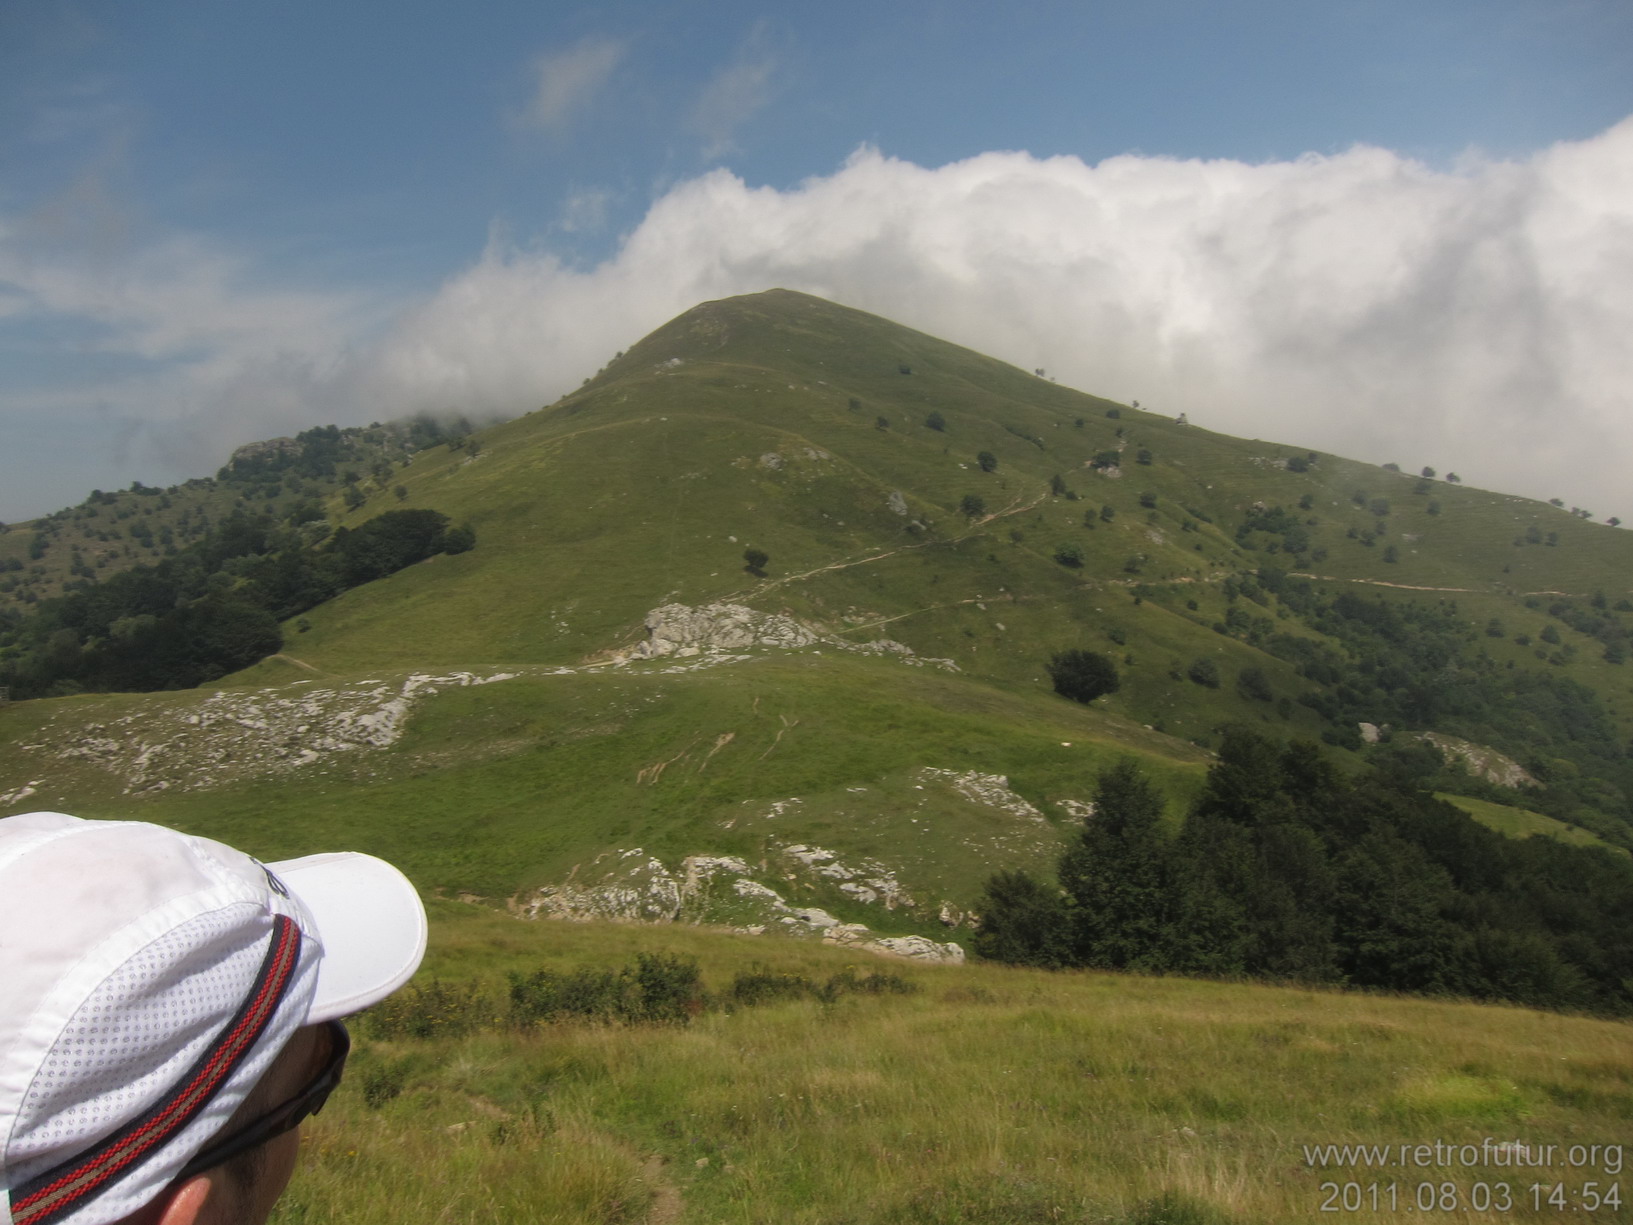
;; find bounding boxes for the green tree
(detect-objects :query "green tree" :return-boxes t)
[977,451,998,473]
[437,523,476,555]
[924,410,946,431]
[971,872,1069,967]
[743,548,769,576]
[959,494,986,519]
[1186,657,1220,688]
[1047,650,1120,703]
[1058,760,1172,969]
[1053,543,1083,568]
[1237,666,1273,702]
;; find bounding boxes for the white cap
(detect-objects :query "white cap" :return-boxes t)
[0,813,427,1225]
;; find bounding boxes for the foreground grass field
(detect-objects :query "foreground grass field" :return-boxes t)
[273,904,1632,1224]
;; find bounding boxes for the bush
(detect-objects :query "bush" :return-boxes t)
[1237,666,1273,702]
[507,953,703,1026]
[1053,543,1083,568]
[1187,657,1221,688]
[728,965,818,1006]
[1048,649,1120,703]
[977,451,998,473]
[365,980,500,1039]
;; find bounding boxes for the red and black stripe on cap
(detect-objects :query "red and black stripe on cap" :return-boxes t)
[10,915,302,1225]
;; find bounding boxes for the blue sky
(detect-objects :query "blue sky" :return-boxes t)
[3,0,1632,521]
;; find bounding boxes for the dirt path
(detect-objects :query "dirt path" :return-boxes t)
[1290,573,1594,599]
[640,1154,683,1225]
[754,492,1046,594]
[270,653,322,673]
[1287,573,1482,593]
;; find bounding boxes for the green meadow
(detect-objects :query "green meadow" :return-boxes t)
[276,905,1632,1225]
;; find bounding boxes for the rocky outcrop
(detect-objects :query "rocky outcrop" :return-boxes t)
[624,602,958,671]
[631,603,821,659]
[228,437,300,468]
[916,768,1047,822]
[1417,732,1540,788]
[33,671,517,794]
[821,925,965,964]
[511,844,965,964]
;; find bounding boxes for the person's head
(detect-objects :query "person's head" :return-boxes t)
[0,813,428,1225]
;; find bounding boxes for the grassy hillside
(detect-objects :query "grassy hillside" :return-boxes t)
[235,291,1633,747]
[0,654,1206,910]
[5,288,1633,903]
[274,906,1633,1225]
[0,416,473,614]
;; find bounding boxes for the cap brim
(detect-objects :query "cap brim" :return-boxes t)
[267,851,428,1023]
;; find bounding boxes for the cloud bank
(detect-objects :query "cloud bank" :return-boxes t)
[4,119,1632,522]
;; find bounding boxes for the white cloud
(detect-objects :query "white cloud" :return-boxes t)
[0,223,387,514]
[690,24,778,161]
[5,119,1633,525]
[356,119,1633,521]
[557,187,615,235]
[517,37,625,135]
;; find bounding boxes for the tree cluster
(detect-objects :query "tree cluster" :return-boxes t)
[974,730,1633,1015]
[0,507,473,697]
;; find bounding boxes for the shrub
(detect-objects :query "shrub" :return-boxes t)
[1053,543,1083,568]
[925,410,946,431]
[365,980,500,1039]
[507,953,703,1026]
[1187,657,1221,688]
[1236,666,1273,702]
[977,451,998,473]
[959,494,986,518]
[728,965,817,1006]
[1047,649,1120,703]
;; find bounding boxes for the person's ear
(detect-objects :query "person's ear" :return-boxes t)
[149,1174,213,1225]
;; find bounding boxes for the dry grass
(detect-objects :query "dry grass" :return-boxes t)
[272,909,1632,1224]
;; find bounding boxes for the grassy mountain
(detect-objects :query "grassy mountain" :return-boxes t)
[4,287,1633,898]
